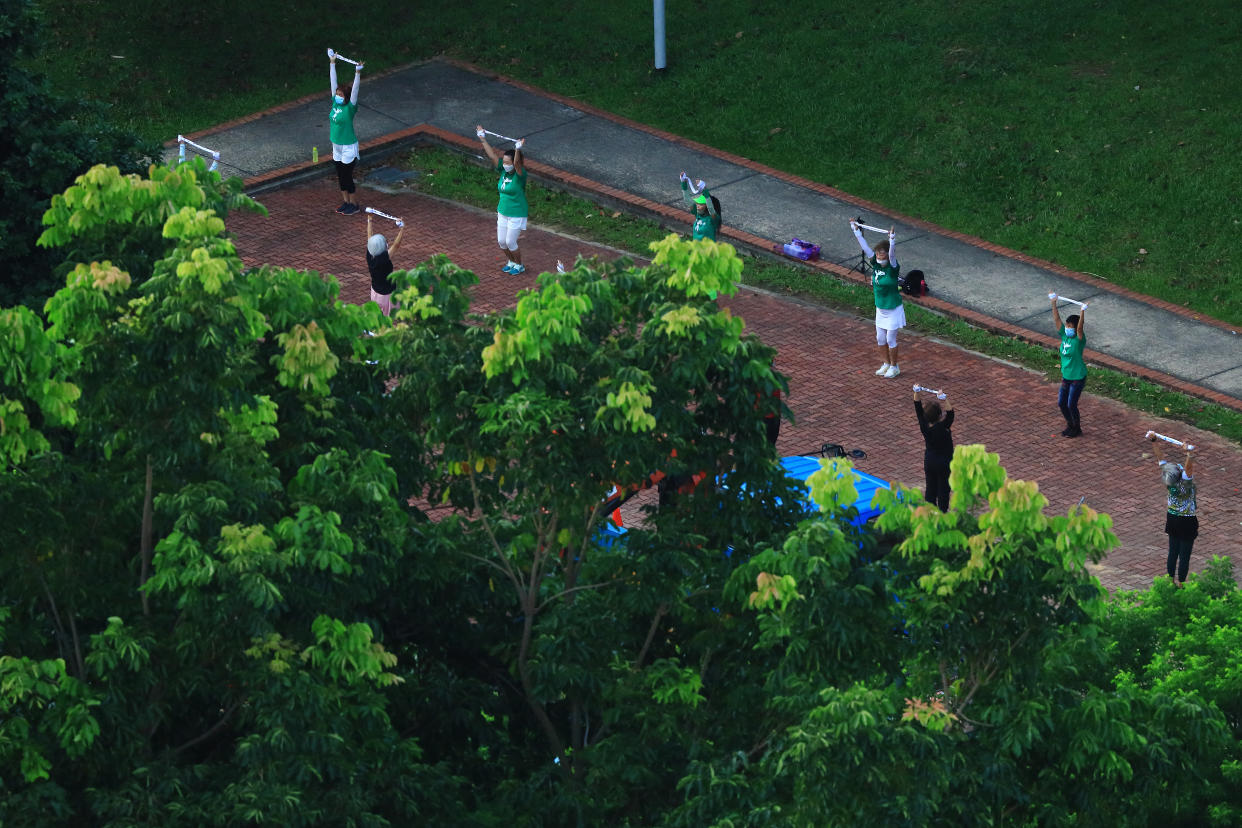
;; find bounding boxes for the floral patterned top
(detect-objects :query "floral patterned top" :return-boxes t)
[1159,461,1197,517]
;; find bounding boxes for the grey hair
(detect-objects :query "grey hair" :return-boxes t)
[1161,463,1184,488]
[367,234,388,256]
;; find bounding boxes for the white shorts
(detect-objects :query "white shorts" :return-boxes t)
[332,143,360,164]
[497,213,528,250]
[875,303,907,331]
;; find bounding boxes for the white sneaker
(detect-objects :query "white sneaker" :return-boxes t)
[883,365,901,378]
[875,362,891,376]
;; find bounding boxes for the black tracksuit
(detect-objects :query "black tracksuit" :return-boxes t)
[915,401,955,512]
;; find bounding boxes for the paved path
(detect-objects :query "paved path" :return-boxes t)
[179,58,1242,409]
[227,179,1242,591]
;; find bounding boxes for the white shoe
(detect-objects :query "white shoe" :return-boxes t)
[875,362,891,376]
[883,365,901,378]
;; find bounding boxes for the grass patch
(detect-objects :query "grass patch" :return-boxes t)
[33,0,1242,328]
[393,144,1242,447]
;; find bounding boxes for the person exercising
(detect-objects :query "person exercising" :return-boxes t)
[329,52,363,214]
[852,220,904,378]
[1050,294,1087,437]
[914,387,954,511]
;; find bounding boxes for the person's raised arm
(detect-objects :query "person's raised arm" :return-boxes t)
[943,397,954,428]
[514,138,525,174]
[366,213,373,245]
[350,60,362,105]
[1051,293,1064,333]
[913,394,930,435]
[1149,432,1164,464]
[1183,445,1195,478]
[703,187,719,220]
[888,227,898,266]
[1077,303,1087,340]
[476,125,499,164]
[388,224,405,256]
[680,173,696,210]
[330,55,339,97]
[850,219,874,258]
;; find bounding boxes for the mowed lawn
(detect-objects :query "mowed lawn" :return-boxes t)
[33,0,1242,325]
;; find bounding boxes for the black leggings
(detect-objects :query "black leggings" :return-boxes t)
[1167,535,1195,582]
[924,458,951,512]
[335,160,356,194]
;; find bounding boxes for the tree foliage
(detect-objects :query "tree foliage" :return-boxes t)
[2,162,1240,826]
[0,0,158,308]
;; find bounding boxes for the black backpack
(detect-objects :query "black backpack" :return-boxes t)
[900,268,928,296]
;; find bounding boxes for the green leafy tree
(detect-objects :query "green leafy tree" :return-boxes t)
[2,159,807,824]
[670,447,1232,827]
[1,160,460,825]
[375,234,807,822]
[1098,558,1242,826]
[0,0,158,308]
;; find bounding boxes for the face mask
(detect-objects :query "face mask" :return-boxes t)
[502,163,515,173]
[334,95,345,104]
[1064,327,1076,338]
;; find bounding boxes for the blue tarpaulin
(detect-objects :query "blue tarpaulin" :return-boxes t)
[778,455,890,526]
[599,455,891,542]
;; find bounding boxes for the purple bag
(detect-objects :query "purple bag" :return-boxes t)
[779,238,820,261]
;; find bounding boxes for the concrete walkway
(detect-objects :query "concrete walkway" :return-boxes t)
[174,58,1242,408]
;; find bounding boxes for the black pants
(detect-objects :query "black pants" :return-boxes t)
[1167,535,1195,582]
[924,457,951,512]
[335,159,357,194]
[764,416,780,447]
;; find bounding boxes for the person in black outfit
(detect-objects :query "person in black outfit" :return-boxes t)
[366,212,405,316]
[914,388,955,511]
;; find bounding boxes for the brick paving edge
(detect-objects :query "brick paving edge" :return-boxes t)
[239,122,1242,417]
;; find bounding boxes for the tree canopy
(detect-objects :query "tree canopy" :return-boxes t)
[2,163,1239,826]
[0,0,158,309]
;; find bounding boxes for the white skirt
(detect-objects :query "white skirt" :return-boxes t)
[332,142,360,164]
[875,303,907,331]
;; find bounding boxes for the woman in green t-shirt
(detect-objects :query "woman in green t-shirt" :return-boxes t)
[477,126,529,275]
[1050,294,1087,437]
[679,173,721,241]
[851,220,905,379]
[328,53,363,215]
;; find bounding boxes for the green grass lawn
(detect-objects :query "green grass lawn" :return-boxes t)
[394,144,1242,446]
[33,0,1242,326]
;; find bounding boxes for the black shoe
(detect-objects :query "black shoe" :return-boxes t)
[1067,425,1082,438]
[342,203,360,215]
[1061,427,1072,437]
[335,202,348,214]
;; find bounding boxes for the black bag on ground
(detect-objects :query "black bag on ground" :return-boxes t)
[900,268,928,296]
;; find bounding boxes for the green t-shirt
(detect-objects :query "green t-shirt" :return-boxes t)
[871,259,902,310]
[1060,329,1086,380]
[682,182,721,241]
[496,160,529,218]
[329,98,358,146]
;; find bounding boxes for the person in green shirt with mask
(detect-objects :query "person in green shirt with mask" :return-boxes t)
[851,220,904,378]
[477,126,529,275]
[680,173,724,299]
[680,173,722,242]
[1051,294,1088,437]
[328,53,363,214]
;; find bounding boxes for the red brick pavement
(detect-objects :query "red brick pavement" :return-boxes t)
[228,177,1241,592]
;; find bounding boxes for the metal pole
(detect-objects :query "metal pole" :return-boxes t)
[653,0,666,70]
